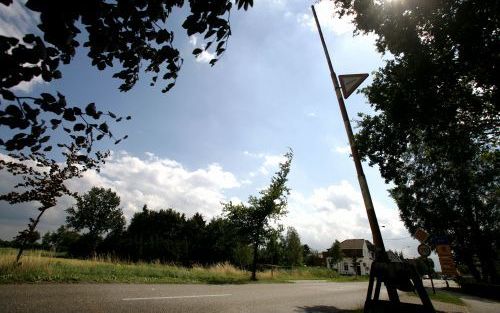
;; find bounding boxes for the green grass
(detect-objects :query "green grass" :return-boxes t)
[0,248,364,284]
[406,288,465,306]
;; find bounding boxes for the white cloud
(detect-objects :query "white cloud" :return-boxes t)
[243,150,265,158]
[0,151,242,238]
[188,34,216,64]
[196,50,216,63]
[334,145,351,154]
[297,0,355,36]
[258,154,287,175]
[243,151,287,177]
[307,112,317,117]
[0,152,418,261]
[73,151,241,219]
[11,75,44,92]
[0,0,39,39]
[283,180,410,252]
[189,35,197,46]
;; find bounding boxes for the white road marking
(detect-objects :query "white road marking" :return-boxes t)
[122,294,232,301]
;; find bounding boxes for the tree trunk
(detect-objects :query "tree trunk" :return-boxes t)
[15,244,26,264]
[251,241,258,281]
[16,209,45,264]
[461,246,482,281]
[477,242,498,283]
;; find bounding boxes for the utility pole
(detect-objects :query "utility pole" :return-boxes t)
[310,5,387,262]
[311,5,435,312]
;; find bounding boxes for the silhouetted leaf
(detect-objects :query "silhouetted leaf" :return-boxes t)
[75,136,85,145]
[98,123,108,133]
[50,119,61,126]
[85,103,97,116]
[1,89,15,100]
[39,136,50,143]
[62,109,76,121]
[73,123,85,131]
[40,93,56,103]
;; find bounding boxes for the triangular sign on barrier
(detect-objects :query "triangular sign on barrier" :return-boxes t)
[338,73,369,99]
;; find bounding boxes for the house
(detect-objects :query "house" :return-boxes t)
[326,239,375,276]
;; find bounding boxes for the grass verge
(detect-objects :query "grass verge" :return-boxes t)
[0,248,365,284]
[406,288,465,306]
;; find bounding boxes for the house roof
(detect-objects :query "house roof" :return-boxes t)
[338,239,374,258]
[340,239,373,250]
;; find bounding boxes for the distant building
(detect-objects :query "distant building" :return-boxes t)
[326,239,375,276]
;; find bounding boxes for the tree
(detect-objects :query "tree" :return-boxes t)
[204,216,243,265]
[2,147,103,262]
[351,255,360,277]
[414,257,435,278]
[302,244,311,264]
[66,187,125,255]
[284,227,303,267]
[224,149,293,280]
[41,225,80,252]
[262,229,285,266]
[0,0,255,161]
[233,243,253,269]
[184,212,208,265]
[0,0,254,261]
[329,240,343,267]
[13,230,40,250]
[333,0,499,282]
[123,206,187,262]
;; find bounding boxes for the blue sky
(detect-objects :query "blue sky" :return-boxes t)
[1,0,433,263]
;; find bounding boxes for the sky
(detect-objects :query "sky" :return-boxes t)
[0,0,436,265]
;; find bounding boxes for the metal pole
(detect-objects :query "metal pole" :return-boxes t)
[311,5,387,261]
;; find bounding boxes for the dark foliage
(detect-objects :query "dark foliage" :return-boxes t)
[33,200,309,269]
[13,229,40,249]
[122,206,189,262]
[1,0,254,161]
[115,206,247,265]
[41,225,80,252]
[66,187,125,255]
[1,0,254,262]
[224,150,293,279]
[332,0,499,282]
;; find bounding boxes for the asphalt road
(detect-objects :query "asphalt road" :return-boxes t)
[0,281,376,313]
[4,280,494,313]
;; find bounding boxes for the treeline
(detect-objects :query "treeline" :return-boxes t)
[4,186,324,268]
[40,205,309,268]
[5,153,332,270]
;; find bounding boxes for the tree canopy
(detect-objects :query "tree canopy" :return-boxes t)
[1,0,255,177]
[332,0,499,282]
[224,149,293,280]
[329,239,342,265]
[284,227,303,266]
[66,187,125,254]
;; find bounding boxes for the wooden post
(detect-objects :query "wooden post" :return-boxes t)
[310,4,387,262]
